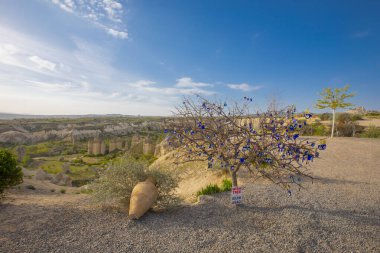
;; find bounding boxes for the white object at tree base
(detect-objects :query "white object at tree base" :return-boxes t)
[129,177,158,220]
[231,186,243,205]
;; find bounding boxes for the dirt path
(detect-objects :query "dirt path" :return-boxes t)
[1,138,380,252]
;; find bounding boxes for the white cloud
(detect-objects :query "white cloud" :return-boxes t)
[26,80,76,91]
[127,77,215,96]
[227,83,262,91]
[52,0,74,13]
[130,80,156,88]
[103,0,123,22]
[0,43,19,55]
[0,26,179,115]
[29,56,56,72]
[106,28,128,39]
[50,0,128,39]
[175,77,213,88]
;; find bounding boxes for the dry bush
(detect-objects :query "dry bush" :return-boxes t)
[91,156,179,209]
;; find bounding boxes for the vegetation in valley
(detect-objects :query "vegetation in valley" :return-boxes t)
[0,149,23,195]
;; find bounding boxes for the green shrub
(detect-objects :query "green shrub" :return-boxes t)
[221,178,232,192]
[60,189,66,194]
[0,149,23,195]
[91,156,179,208]
[80,187,93,194]
[26,185,36,190]
[319,113,332,121]
[196,179,233,197]
[351,114,363,121]
[335,113,365,137]
[21,155,32,167]
[303,123,328,136]
[196,184,220,197]
[72,158,84,165]
[50,189,55,192]
[365,111,380,118]
[361,125,380,138]
[131,153,158,165]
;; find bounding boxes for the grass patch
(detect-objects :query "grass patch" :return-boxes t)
[221,178,232,191]
[196,179,233,197]
[361,125,380,138]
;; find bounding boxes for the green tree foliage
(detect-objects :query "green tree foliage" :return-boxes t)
[0,149,23,195]
[315,85,355,138]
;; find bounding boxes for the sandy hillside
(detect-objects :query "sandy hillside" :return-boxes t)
[0,138,379,253]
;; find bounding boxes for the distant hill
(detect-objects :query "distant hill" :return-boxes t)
[0,113,129,120]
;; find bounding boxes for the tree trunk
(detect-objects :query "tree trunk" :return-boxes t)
[231,171,238,187]
[331,109,335,138]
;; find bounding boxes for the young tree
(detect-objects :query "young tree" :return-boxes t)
[315,85,355,138]
[0,149,23,195]
[165,96,327,194]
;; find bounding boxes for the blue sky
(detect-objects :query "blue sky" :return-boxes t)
[0,0,379,115]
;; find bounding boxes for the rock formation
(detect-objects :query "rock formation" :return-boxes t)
[35,168,53,181]
[143,141,155,155]
[154,141,170,157]
[51,172,72,186]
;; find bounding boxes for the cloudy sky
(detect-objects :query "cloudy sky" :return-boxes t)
[0,0,379,115]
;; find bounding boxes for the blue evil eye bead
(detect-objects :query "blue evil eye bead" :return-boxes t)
[208,162,213,169]
[311,143,315,147]
[289,125,295,131]
[293,134,299,140]
[299,124,302,128]
[230,166,235,171]
[240,158,245,163]
[164,129,169,133]
[250,98,253,102]
[224,102,227,107]
[305,113,312,119]
[318,144,327,150]
[264,158,272,163]
[190,130,195,135]
[288,190,292,196]
[307,154,313,161]
[315,151,320,157]
[201,125,205,129]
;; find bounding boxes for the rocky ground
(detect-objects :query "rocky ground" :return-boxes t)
[1,138,379,253]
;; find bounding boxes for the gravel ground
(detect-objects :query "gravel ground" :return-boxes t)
[1,138,380,253]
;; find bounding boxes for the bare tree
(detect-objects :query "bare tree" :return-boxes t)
[165,96,327,194]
